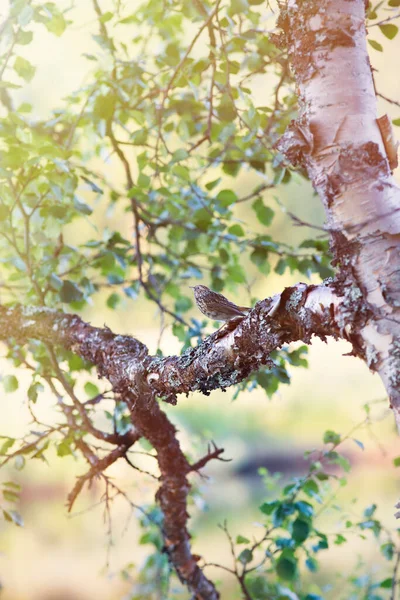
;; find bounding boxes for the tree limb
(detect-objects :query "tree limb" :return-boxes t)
[0,284,354,599]
[0,283,346,404]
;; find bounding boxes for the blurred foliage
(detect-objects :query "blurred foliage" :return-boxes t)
[226,425,400,600]
[121,425,400,600]
[0,0,399,598]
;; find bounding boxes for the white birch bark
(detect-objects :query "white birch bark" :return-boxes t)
[277,0,400,424]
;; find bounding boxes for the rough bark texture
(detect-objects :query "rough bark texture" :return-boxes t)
[145,285,343,402]
[125,390,220,600]
[0,283,344,599]
[276,0,400,421]
[0,284,343,405]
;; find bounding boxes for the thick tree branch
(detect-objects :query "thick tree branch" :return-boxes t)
[122,390,220,599]
[0,284,351,598]
[146,284,345,402]
[0,283,345,404]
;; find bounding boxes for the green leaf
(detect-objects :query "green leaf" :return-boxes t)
[222,160,241,177]
[60,280,84,303]
[245,576,270,598]
[275,258,287,275]
[100,11,113,23]
[252,197,274,226]
[236,535,250,544]
[393,119,400,127]
[291,518,310,544]
[381,542,395,560]
[172,164,190,181]
[334,534,346,545]
[226,265,246,283]
[137,173,150,188]
[81,176,103,194]
[228,0,249,16]
[323,430,341,445]
[379,24,398,40]
[238,548,253,565]
[295,501,314,518]
[49,274,63,291]
[57,441,72,457]
[287,347,308,368]
[16,31,34,45]
[260,500,279,515]
[0,205,9,221]
[44,11,67,37]
[0,438,15,455]
[393,456,400,467]
[228,224,245,236]
[28,382,43,403]
[3,509,23,527]
[205,178,221,190]
[193,208,212,231]
[380,578,394,589]
[14,56,36,82]
[250,248,270,274]
[358,518,381,537]
[305,558,318,573]
[14,455,25,470]
[84,382,100,398]
[353,438,364,451]
[216,189,238,207]
[332,453,351,472]
[364,503,377,518]
[175,296,192,312]
[106,292,121,309]
[3,489,19,502]
[172,323,186,342]
[368,39,383,52]
[312,532,328,552]
[18,5,34,26]
[273,502,296,526]
[276,552,297,581]
[73,196,92,215]
[3,375,19,393]
[3,482,21,491]
[93,93,116,120]
[119,14,136,24]
[171,149,189,163]
[220,247,231,263]
[302,479,320,500]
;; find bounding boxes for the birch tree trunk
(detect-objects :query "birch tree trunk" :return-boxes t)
[277,0,400,423]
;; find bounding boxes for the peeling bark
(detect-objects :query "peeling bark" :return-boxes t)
[0,284,344,406]
[276,0,400,421]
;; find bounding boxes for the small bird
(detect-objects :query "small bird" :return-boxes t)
[190,285,251,322]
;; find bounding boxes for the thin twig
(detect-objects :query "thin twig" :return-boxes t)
[377,91,400,108]
[368,11,400,27]
[390,549,400,600]
[155,2,222,160]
